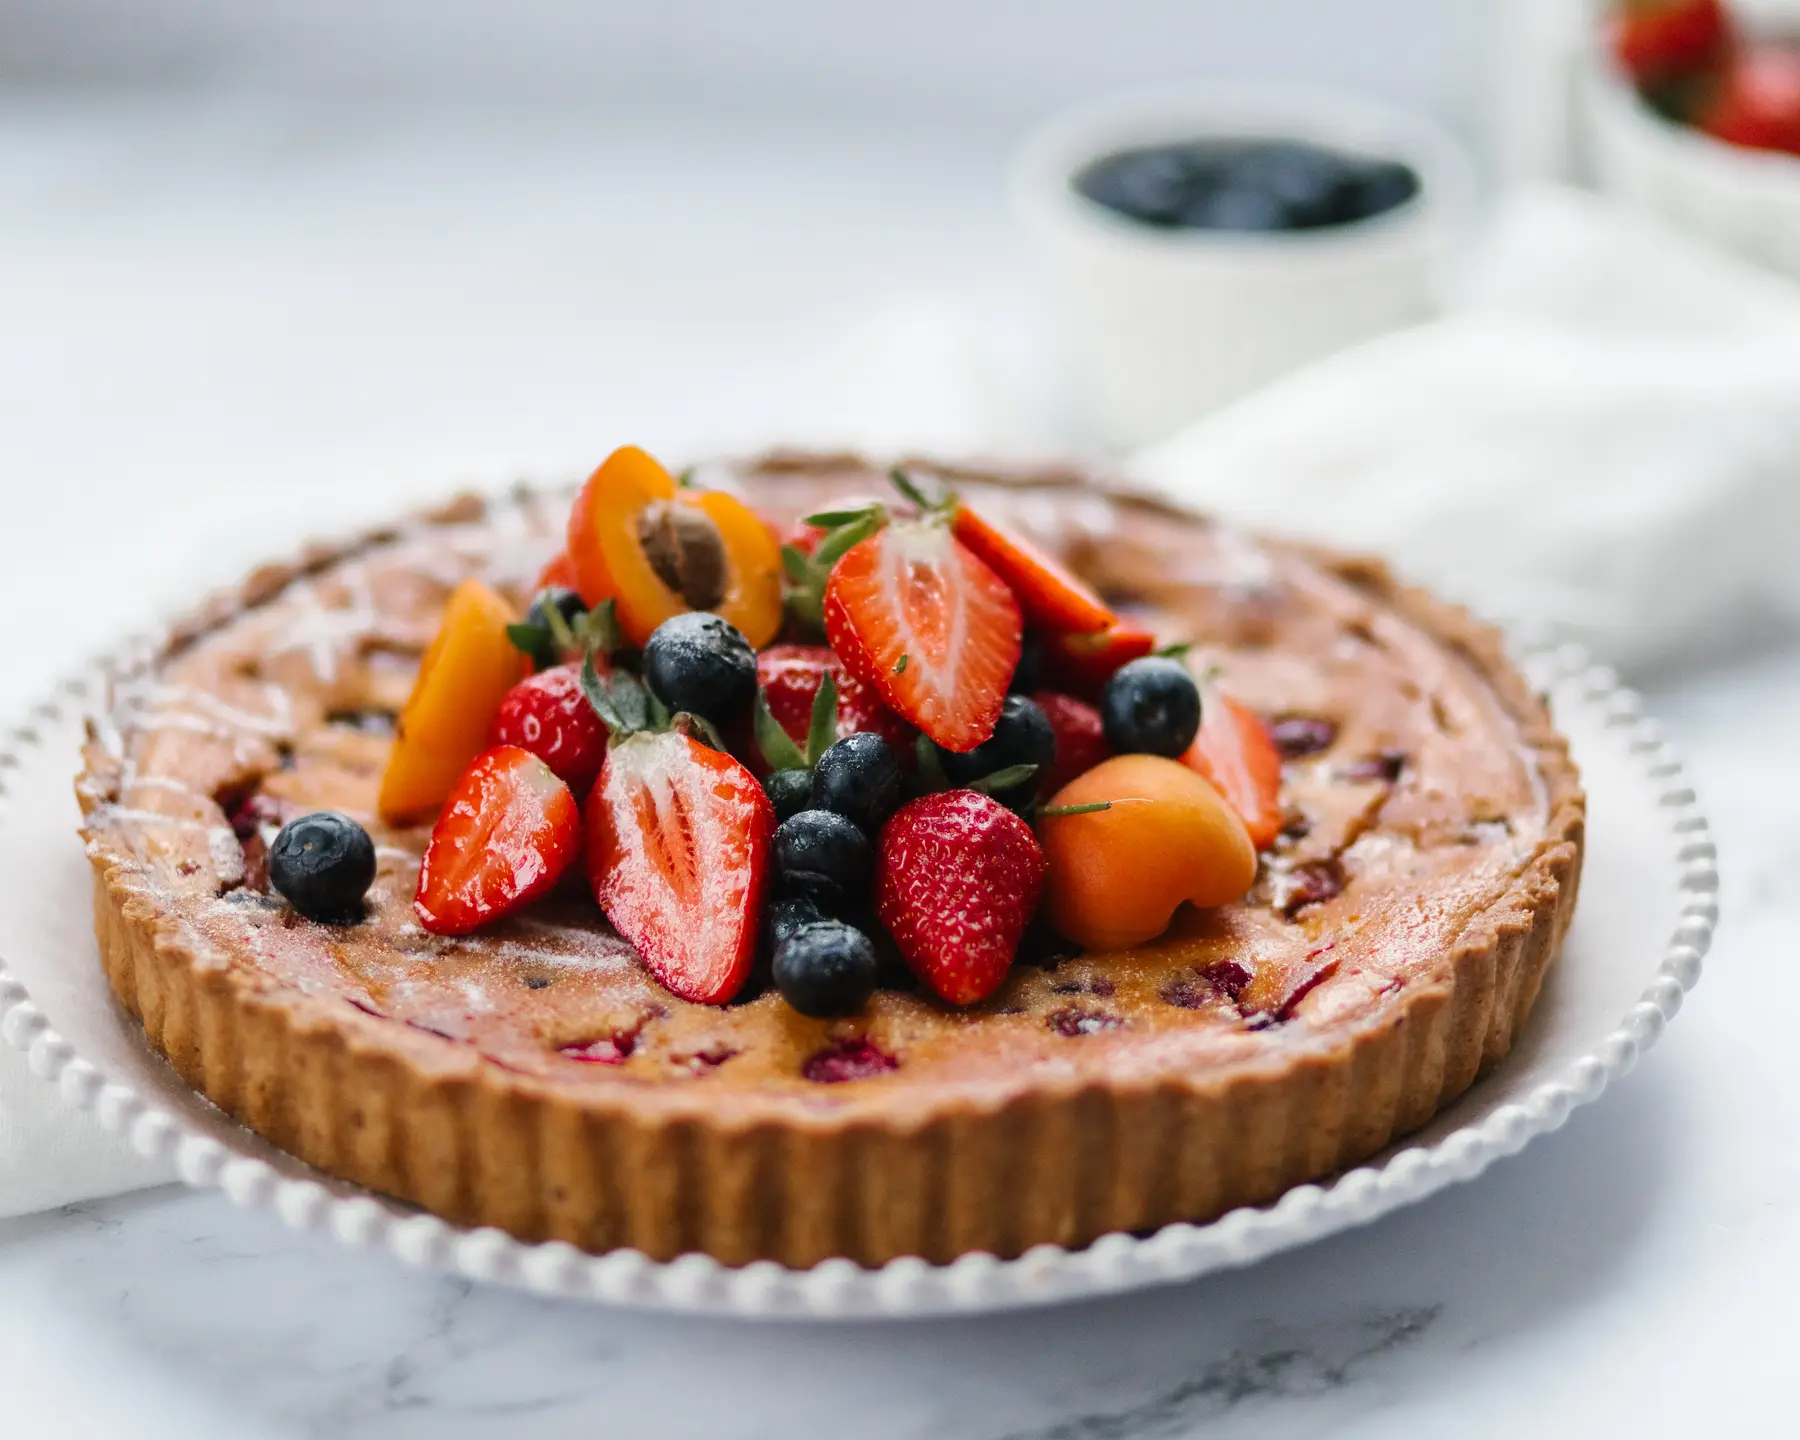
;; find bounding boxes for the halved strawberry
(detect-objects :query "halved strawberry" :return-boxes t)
[1183,691,1283,850]
[414,746,580,935]
[823,522,1022,753]
[1040,620,1157,701]
[951,506,1116,635]
[756,644,914,758]
[585,729,773,1004]
[1032,690,1111,795]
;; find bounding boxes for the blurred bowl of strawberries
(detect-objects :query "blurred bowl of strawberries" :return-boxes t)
[1585,0,1800,278]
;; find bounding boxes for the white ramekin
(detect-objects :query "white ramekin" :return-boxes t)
[1583,41,1800,281]
[1011,86,1474,451]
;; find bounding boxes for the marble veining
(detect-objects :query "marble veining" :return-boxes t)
[992,1307,1442,1440]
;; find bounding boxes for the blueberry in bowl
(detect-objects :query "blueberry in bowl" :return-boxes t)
[1076,138,1419,233]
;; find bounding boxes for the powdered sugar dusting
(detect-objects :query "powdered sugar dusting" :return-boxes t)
[267,561,381,685]
[118,682,293,738]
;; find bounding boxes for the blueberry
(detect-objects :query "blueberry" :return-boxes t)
[268,811,376,923]
[1008,632,1046,694]
[642,612,756,722]
[528,585,586,628]
[1077,139,1410,236]
[763,768,813,823]
[1340,159,1418,221]
[810,732,904,835]
[773,920,879,1018]
[1227,142,1355,229]
[1076,147,1192,226]
[1182,186,1290,232]
[517,586,588,669]
[1099,657,1201,758]
[773,809,871,910]
[939,695,1056,807]
[765,895,825,952]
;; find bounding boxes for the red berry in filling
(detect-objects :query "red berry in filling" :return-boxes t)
[1270,715,1338,759]
[802,1037,898,1083]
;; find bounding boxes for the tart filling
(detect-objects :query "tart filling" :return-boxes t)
[77,452,1583,1264]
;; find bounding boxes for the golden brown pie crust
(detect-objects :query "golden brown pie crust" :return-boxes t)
[77,456,1584,1268]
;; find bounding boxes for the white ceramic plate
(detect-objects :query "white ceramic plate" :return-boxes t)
[0,634,1715,1318]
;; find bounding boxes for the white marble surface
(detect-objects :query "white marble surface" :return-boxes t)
[1,87,1795,1436]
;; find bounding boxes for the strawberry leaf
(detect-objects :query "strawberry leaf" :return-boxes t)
[967,764,1038,797]
[780,544,815,584]
[604,672,652,733]
[915,733,949,792]
[542,597,581,658]
[781,510,885,637]
[510,595,620,671]
[580,650,629,739]
[811,510,884,568]
[1040,800,1112,817]
[887,466,937,511]
[802,506,881,528]
[753,688,808,773]
[805,670,838,767]
[505,618,553,663]
[581,598,623,656]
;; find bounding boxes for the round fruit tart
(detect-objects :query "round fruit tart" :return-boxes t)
[77,448,1584,1269]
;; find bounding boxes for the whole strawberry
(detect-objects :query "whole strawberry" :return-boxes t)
[757,644,914,756]
[875,790,1045,1006]
[1032,689,1111,796]
[1699,45,1800,156]
[1609,0,1731,89]
[488,663,609,797]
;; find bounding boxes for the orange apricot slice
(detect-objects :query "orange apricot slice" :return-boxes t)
[1037,753,1257,950]
[687,487,784,647]
[378,578,530,825]
[565,446,783,648]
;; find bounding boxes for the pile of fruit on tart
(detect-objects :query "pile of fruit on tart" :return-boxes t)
[272,446,1282,1019]
[1608,0,1800,156]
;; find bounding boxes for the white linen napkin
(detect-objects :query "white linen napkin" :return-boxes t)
[1132,186,1800,676]
[0,1047,171,1218]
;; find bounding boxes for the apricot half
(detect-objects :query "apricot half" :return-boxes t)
[566,446,783,648]
[1037,753,1257,950]
[378,578,529,825]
